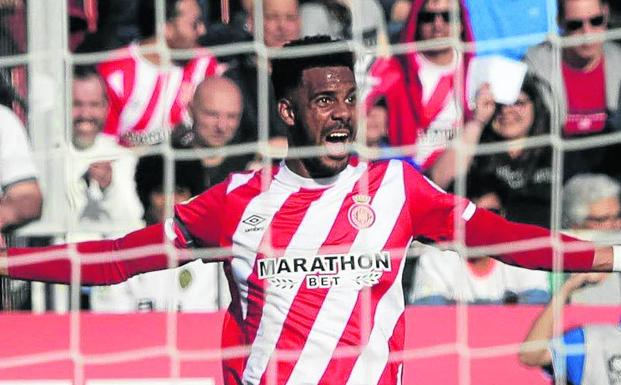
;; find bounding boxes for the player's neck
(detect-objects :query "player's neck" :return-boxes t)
[285,158,312,178]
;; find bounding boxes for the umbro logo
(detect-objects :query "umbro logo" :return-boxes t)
[243,214,267,232]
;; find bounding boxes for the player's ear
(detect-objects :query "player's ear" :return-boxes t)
[278,98,295,126]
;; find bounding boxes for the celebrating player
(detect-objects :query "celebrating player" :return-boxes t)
[0,36,619,385]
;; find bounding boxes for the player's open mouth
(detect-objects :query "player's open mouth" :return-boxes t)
[324,130,351,159]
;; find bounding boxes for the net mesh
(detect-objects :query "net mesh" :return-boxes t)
[0,0,620,384]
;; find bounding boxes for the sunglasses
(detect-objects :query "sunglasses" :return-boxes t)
[564,14,605,32]
[418,11,451,24]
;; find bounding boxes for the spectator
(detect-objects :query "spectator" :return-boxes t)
[0,100,42,310]
[0,106,42,232]
[97,0,220,147]
[409,176,550,305]
[65,65,144,241]
[171,76,255,188]
[561,173,621,304]
[74,0,140,52]
[519,273,621,385]
[366,103,389,150]
[387,0,413,39]
[563,173,621,231]
[135,156,203,226]
[524,0,621,176]
[299,0,387,46]
[92,137,226,312]
[366,0,475,170]
[200,0,253,48]
[431,74,555,227]
[222,0,297,148]
[249,0,301,49]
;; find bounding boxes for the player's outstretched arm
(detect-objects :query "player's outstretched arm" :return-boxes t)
[464,208,618,272]
[407,163,619,273]
[0,222,192,285]
[518,273,607,367]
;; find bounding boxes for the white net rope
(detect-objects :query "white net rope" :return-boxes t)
[0,0,620,384]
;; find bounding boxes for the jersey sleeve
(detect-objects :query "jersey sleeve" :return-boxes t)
[174,177,228,247]
[403,163,595,271]
[6,180,228,285]
[8,224,177,285]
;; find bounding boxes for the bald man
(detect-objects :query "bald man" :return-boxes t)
[191,76,243,150]
[171,76,255,188]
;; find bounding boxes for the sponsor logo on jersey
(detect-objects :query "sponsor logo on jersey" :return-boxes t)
[242,214,267,232]
[257,251,391,289]
[348,194,375,229]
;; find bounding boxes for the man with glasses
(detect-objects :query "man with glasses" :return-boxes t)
[525,0,621,138]
[562,173,621,305]
[367,0,476,170]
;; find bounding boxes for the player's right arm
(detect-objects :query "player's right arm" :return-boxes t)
[0,179,227,285]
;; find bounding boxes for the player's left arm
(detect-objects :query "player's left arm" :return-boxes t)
[405,163,616,272]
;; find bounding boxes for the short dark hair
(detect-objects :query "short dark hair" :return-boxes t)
[73,64,100,80]
[271,35,355,100]
[137,0,184,39]
[464,172,507,206]
[557,0,608,20]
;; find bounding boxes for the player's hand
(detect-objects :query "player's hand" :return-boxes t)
[88,161,113,190]
[472,83,495,126]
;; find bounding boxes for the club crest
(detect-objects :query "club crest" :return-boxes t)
[348,194,375,229]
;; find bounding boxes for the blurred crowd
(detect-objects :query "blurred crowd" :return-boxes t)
[0,0,619,321]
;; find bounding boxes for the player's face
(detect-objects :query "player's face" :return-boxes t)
[262,0,301,48]
[491,92,534,140]
[165,0,206,49]
[72,76,108,149]
[192,86,242,148]
[561,0,607,62]
[283,66,356,178]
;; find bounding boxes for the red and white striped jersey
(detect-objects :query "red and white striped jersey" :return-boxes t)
[97,44,220,147]
[174,159,473,385]
[6,159,598,384]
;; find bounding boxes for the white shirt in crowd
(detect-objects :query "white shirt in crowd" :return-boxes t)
[0,105,37,195]
[90,260,230,313]
[65,134,144,239]
[410,243,550,304]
